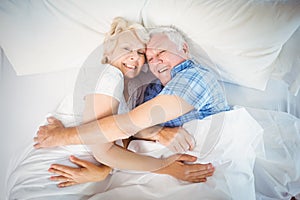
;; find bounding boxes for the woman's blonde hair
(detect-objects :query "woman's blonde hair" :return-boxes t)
[102,17,149,64]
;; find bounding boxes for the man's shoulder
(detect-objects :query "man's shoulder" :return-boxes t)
[177,63,210,80]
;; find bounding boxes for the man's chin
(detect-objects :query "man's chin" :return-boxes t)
[158,76,171,86]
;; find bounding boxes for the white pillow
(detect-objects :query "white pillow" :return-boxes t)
[271,27,300,96]
[142,0,300,90]
[0,0,146,75]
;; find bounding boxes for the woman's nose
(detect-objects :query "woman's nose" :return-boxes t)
[130,51,139,61]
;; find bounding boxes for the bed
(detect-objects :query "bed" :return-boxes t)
[0,1,300,199]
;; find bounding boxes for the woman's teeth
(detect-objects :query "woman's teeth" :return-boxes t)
[125,64,136,69]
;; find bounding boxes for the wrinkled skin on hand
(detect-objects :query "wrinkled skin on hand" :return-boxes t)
[34,117,77,148]
[156,127,195,153]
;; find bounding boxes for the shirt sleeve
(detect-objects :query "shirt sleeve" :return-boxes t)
[92,65,124,102]
[158,71,208,110]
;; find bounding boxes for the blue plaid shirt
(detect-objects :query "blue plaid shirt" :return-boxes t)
[144,60,230,127]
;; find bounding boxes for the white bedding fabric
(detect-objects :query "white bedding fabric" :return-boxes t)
[6,107,300,200]
[0,0,299,92]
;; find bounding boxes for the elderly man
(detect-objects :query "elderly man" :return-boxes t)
[34,26,230,186]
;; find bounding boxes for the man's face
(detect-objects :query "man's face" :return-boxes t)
[146,33,188,86]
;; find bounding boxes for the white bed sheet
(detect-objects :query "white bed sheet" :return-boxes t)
[5,107,300,200]
[5,108,259,200]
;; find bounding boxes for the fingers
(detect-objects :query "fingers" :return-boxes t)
[188,169,214,178]
[57,181,77,188]
[178,128,195,151]
[49,175,78,188]
[36,127,46,138]
[182,163,215,183]
[33,143,41,149]
[33,126,48,148]
[188,177,207,183]
[69,156,88,168]
[50,175,71,182]
[176,134,189,153]
[33,135,46,149]
[176,154,197,163]
[48,164,74,178]
[33,137,48,149]
[47,117,64,127]
[184,169,214,183]
[169,129,195,153]
[187,163,214,173]
[168,140,184,153]
[184,132,195,150]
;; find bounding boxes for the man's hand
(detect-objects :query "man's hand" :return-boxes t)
[156,127,195,153]
[155,154,214,183]
[33,117,79,148]
[48,155,111,188]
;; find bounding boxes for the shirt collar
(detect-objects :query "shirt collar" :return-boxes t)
[170,60,194,78]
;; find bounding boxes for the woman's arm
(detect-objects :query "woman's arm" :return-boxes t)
[81,94,174,171]
[49,154,214,187]
[81,94,190,171]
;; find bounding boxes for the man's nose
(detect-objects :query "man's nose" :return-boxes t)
[150,56,162,65]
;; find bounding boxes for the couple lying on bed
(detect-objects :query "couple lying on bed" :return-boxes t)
[33,17,230,188]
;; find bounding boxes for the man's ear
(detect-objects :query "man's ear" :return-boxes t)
[182,42,189,55]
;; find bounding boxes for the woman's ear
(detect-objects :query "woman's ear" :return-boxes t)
[101,55,110,64]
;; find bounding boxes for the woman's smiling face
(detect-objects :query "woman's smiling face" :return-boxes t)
[108,30,146,79]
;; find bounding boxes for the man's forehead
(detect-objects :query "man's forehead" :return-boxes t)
[147,33,173,50]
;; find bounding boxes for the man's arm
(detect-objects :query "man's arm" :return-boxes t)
[34,95,193,147]
[78,95,194,144]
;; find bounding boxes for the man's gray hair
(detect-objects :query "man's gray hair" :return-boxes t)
[148,26,189,52]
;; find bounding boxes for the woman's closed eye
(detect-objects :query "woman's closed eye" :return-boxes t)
[123,47,131,51]
[137,50,146,55]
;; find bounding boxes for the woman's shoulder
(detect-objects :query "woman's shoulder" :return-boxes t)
[101,64,123,80]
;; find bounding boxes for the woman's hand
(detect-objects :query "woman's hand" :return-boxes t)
[48,155,112,188]
[155,154,214,183]
[33,117,80,148]
[156,127,195,153]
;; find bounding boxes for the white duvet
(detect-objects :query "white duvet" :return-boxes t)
[5,107,300,200]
